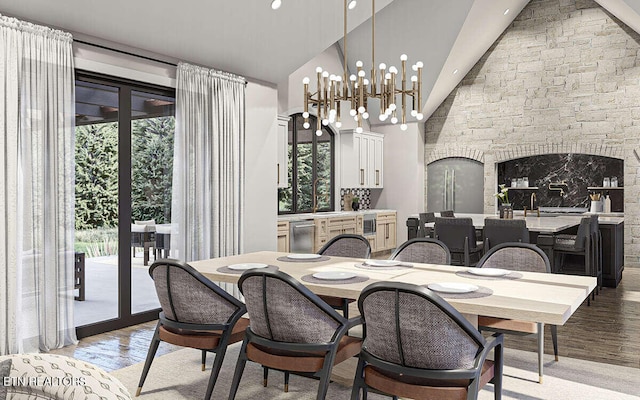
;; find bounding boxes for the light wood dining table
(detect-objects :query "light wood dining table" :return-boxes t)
[190,250,596,327]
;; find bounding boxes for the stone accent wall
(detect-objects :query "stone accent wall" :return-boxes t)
[424,0,640,267]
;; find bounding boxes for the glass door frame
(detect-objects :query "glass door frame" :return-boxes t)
[75,70,175,339]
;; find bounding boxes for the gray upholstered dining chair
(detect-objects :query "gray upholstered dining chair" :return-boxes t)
[475,242,557,383]
[483,218,529,252]
[389,238,451,265]
[316,234,371,318]
[351,281,503,400]
[434,217,483,266]
[228,269,362,400]
[440,210,455,217]
[137,259,249,400]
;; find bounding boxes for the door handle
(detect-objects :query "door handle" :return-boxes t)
[375,169,380,186]
[360,169,365,185]
[451,169,456,212]
[277,163,280,185]
[443,170,448,209]
[293,224,315,229]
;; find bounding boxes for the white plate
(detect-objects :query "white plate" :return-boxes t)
[427,282,479,294]
[287,253,322,260]
[467,268,509,277]
[312,271,357,280]
[227,263,269,271]
[364,259,401,267]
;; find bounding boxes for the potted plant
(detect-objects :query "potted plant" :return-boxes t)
[351,196,360,211]
[495,184,512,219]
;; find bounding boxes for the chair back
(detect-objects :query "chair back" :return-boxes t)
[573,217,591,250]
[483,218,529,252]
[239,270,344,344]
[417,212,435,238]
[589,214,599,234]
[476,242,550,273]
[318,234,371,258]
[358,282,485,370]
[390,238,451,265]
[440,210,455,217]
[149,259,245,325]
[433,217,475,251]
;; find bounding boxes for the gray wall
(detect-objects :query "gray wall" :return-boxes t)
[424,0,640,267]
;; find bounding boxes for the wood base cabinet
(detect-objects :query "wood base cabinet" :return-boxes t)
[375,212,397,252]
[277,221,289,252]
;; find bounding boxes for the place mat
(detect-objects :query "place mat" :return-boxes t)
[424,285,493,299]
[455,271,523,280]
[276,255,331,263]
[354,262,413,270]
[301,274,369,285]
[216,265,279,275]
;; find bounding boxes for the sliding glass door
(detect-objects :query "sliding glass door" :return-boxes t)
[74,72,175,337]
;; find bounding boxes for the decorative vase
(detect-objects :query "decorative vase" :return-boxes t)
[352,201,359,211]
[500,203,513,219]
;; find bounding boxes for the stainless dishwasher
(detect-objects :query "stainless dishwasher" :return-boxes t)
[289,219,316,253]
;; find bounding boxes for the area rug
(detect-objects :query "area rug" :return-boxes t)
[111,343,640,400]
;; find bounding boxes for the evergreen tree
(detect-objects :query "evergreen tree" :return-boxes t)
[75,123,119,229]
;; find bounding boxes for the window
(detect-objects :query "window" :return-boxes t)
[278,113,335,214]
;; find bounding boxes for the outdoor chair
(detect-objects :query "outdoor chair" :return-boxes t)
[228,269,362,400]
[136,259,249,400]
[476,242,557,383]
[389,238,451,265]
[351,281,503,400]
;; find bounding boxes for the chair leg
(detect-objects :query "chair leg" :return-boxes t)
[201,350,207,371]
[316,354,337,400]
[263,366,268,387]
[537,322,544,383]
[493,342,503,400]
[551,325,559,362]
[350,357,366,400]
[342,298,349,319]
[136,322,161,396]
[204,341,229,400]
[284,371,290,392]
[228,341,249,400]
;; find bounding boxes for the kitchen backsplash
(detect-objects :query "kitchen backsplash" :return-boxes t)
[340,188,372,210]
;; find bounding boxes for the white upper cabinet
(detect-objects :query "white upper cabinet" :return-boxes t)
[277,115,290,189]
[340,130,384,188]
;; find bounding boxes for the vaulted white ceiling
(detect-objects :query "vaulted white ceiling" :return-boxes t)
[2,0,640,121]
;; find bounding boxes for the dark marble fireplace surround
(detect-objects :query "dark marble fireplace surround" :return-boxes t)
[497,154,623,212]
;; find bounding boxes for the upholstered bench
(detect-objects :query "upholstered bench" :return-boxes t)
[0,353,131,400]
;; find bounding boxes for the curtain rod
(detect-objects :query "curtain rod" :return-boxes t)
[74,39,178,67]
[74,39,249,86]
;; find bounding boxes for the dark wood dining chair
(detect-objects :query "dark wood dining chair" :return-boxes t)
[352,281,503,400]
[229,269,362,400]
[475,242,557,383]
[136,259,249,400]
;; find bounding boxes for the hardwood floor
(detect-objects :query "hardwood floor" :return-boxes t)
[51,268,640,372]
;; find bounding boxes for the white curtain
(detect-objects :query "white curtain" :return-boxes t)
[172,62,245,297]
[0,15,77,354]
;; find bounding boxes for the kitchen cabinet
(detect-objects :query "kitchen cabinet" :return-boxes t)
[277,220,290,252]
[375,212,397,252]
[276,115,290,188]
[314,218,329,252]
[340,130,384,188]
[314,215,360,252]
[328,216,357,237]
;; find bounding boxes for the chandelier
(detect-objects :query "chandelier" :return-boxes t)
[302,0,424,136]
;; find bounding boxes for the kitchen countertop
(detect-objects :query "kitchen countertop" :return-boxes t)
[278,209,396,222]
[408,212,623,233]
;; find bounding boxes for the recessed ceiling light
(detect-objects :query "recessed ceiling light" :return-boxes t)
[453,69,459,75]
[504,8,510,15]
[271,0,282,10]
[348,1,357,10]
